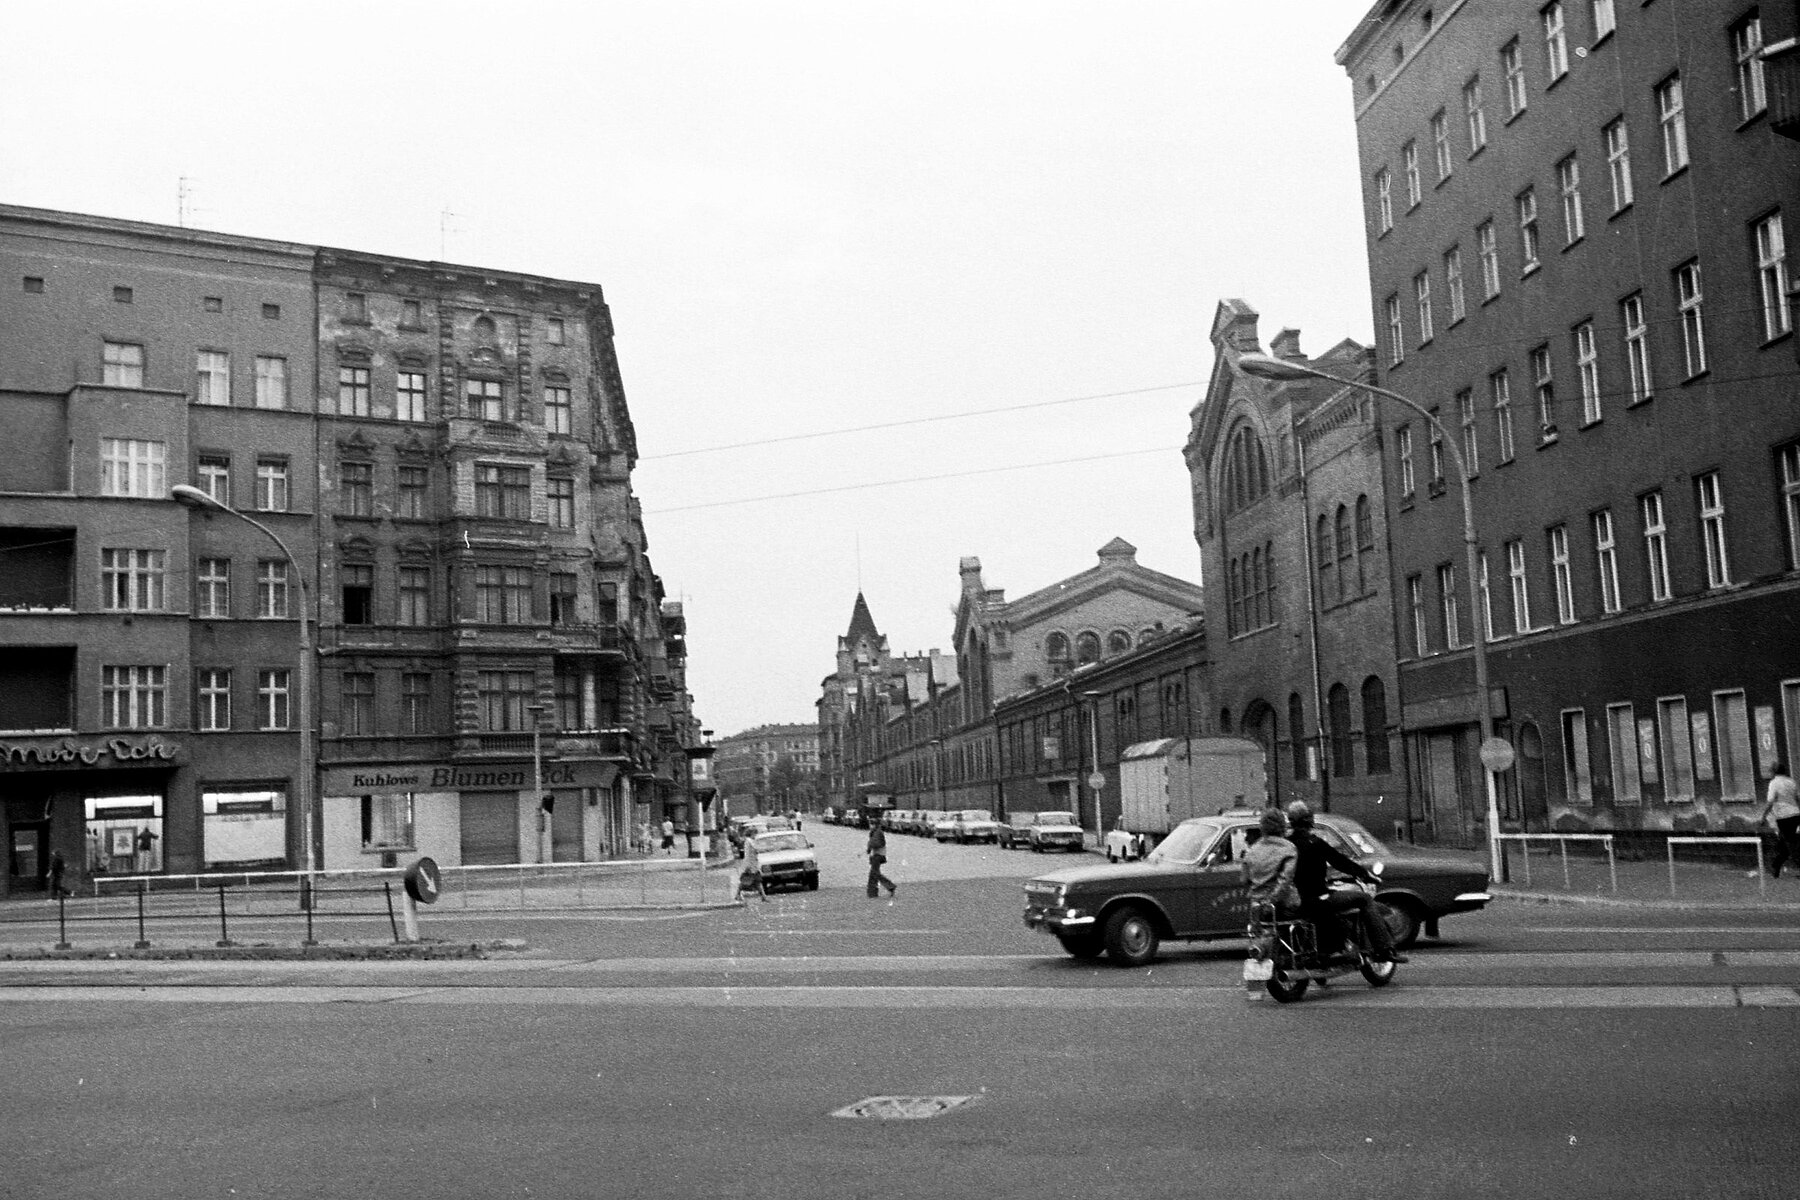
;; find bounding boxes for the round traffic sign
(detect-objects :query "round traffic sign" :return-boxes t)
[1479,736,1517,774]
[403,856,441,905]
[1086,772,1107,791]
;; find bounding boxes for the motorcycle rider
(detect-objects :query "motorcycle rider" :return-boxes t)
[1285,800,1407,964]
[1241,808,1300,913]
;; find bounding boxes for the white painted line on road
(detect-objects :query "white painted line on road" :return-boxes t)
[4,984,1798,1009]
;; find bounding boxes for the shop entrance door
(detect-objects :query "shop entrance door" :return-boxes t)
[9,822,48,892]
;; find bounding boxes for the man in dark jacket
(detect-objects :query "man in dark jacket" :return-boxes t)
[865,821,897,899]
[1285,801,1406,963]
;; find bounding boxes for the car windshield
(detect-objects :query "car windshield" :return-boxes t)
[1147,820,1226,865]
[960,810,992,821]
[1321,818,1389,858]
[754,833,807,852]
[1038,812,1076,825]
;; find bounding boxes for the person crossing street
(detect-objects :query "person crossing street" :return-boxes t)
[866,819,897,899]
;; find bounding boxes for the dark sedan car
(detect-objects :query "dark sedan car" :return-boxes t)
[1023,812,1489,966]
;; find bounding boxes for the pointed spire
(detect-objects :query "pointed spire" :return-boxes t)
[844,591,881,644]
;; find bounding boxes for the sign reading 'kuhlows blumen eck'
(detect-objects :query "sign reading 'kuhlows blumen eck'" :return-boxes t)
[0,735,179,769]
[319,759,622,796]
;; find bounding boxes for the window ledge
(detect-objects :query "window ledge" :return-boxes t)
[1562,235,1585,253]
[1481,292,1503,306]
[1660,164,1690,186]
[1591,31,1614,52]
[1504,108,1527,126]
[1608,202,1634,222]
[1735,110,1768,134]
[1578,417,1602,431]
[1758,330,1794,351]
[1627,393,1654,409]
[1468,143,1487,161]
[1537,430,1560,447]
[1546,70,1568,91]
[1679,369,1711,386]
[1521,262,1542,280]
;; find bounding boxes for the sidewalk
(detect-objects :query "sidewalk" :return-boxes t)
[1485,841,1800,911]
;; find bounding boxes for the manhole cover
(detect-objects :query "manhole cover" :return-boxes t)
[830,1095,980,1120]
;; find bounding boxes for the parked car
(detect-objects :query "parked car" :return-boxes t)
[1019,811,1085,852]
[1103,817,1150,862]
[741,815,795,840]
[1023,811,1491,965]
[913,810,944,836]
[745,831,819,892]
[931,812,961,841]
[950,809,1002,844]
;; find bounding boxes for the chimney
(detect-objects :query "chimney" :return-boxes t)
[1270,328,1305,361]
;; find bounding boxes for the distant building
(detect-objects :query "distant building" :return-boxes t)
[1338,1,1800,842]
[715,723,820,814]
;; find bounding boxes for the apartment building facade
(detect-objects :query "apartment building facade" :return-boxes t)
[1338,0,1800,841]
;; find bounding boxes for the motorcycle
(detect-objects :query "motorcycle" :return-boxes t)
[1243,865,1397,1003]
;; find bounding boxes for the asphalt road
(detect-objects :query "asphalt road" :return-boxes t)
[3,822,1798,1200]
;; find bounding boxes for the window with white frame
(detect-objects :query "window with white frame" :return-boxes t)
[196,454,229,505]
[1656,74,1688,175]
[1414,271,1434,343]
[1592,0,1615,40]
[1385,293,1403,366]
[1593,509,1621,614]
[467,378,509,422]
[341,671,375,736]
[255,458,289,511]
[1397,425,1415,495]
[1657,696,1695,801]
[257,669,291,730]
[1502,40,1527,117]
[102,341,144,387]
[1432,109,1452,180]
[102,664,166,729]
[1607,703,1641,804]
[1457,388,1479,474]
[197,556,230,618]
[544,385,572,435]
[1641,490,1671,601]
[339,460,373,517]
[1781,442,1800,570]
[1548,524,1575,624]
[338,366,371,417]
[197,667,231,732]
[1478,220,1501,298]
[1603,117,1633,211]
[1517,188,1541,272]
[1376,168,1393,233]
[254,356,287,409]
[1543,4,1568,80]
[1427,412,1445,487]
[257,558,290,618]
[1408,574,1428,656]
[1507,539,1532,633]
[1754,212,1791,341]
[1445,245,1466,321]
[1674,260,1706,378]
[1734,13,1767,123]
[1621,293,1653,403]
[101,548,166,612]
[196,350,230,406]
[1403,141,1421,208]
[397,466,428,519]
[1438,562,1462,648]
[548,475,576,528]
[1697,470,1731,588]
[1492,369,1515,461]
[100,438,166,498]
[1478,551,1497,640]
[1574,321,1600,424]
[1561,708,1593,802]
[1464,76,1488,151]
[1557,154,1584,243]
[396,370,428,422]
[1531,344,1556,436]
[362,794,415,849]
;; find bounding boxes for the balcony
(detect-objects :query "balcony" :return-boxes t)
[546,622,630,656]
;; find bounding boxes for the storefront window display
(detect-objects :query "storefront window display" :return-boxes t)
[202,788,287,868]
[84,793,162,875]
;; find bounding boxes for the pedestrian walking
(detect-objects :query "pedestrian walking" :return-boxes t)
[660,818,676,856]
[739,835,768,903]
[1760,759,1799,879]
[46,849,67,900]
[866,821,897,899]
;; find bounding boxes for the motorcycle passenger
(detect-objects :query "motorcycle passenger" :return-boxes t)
[1241,809,1300,914]
[1285,801,1407,965]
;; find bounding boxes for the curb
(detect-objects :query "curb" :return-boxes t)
[0,937,530,962]
[1493,888,1800,912]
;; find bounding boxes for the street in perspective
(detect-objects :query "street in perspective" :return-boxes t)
[4,1,1800,1198]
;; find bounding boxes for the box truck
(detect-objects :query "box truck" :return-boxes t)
[1108,736,1267,859]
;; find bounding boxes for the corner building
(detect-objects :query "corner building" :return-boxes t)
[1338,1,1800,842]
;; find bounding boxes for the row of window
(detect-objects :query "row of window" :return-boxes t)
[1372,6,1764,236]
[102,664,293,731]
[22,276,289,319]
[1559,683,1792,806]
[1218,678,1395,780]
[337,293,570,346]
[1043,627,1158,668]
[1404,448,1800,657]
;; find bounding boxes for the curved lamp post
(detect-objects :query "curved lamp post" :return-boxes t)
[1234,353,1504,879]
[171,484,316,880]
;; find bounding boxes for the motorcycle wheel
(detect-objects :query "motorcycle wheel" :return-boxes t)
[1359,956,1397,987]
[1266,974,1310,1003]
[1374,897,1423,949]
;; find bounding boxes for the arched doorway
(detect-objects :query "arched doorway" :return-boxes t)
[1518,721,1548,828]
[1241,699,1279,808]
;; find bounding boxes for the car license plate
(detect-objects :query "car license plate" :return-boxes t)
[1242,958,1273,982]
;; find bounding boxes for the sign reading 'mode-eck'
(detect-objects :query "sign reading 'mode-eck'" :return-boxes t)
[319,760,621,796]
[0,735,181,770]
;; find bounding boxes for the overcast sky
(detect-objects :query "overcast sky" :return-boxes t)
[5,0,1375,736]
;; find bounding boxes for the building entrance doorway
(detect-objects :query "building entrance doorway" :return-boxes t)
[9,821,48,893]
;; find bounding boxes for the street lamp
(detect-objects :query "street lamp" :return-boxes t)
[1234,353,1507,879]
[1081,691,1103,847]
[527,703,549,863]
[170,484,316,880]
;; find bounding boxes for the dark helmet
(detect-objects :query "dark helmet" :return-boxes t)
[1284,800,1314,830]
[1257,810,1287,838]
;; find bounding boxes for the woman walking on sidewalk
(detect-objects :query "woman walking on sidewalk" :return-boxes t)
[1760,760,1799,879]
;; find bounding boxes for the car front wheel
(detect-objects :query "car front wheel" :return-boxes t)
[1102,906,1159,967]
[1056,931,1104,960]
[1374,897,1423,949]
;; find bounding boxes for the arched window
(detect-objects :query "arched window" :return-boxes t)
[1222,424,1271,514]
[1139,627,1158,645]
[1361,676,1391,774]
[1328,682,1354,777]
[1046,631,1071,667]
[472,315,497,341]
[1288,693,1308,778]
[1075,630,1101,664]
[1316,513,1334,595]
[1107,629,1132,654]
[1355,495,1374,594]
[1228,558,1243,634]
[1264,540,1277,624]
[1251,548,1266,628]
[1334,504,1353,601]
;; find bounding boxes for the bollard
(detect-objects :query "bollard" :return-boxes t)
[54,892,70,951]
[215,885,233,948]
[384,881,400,943]
[302,879,318,946]
[133,881,150,950]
